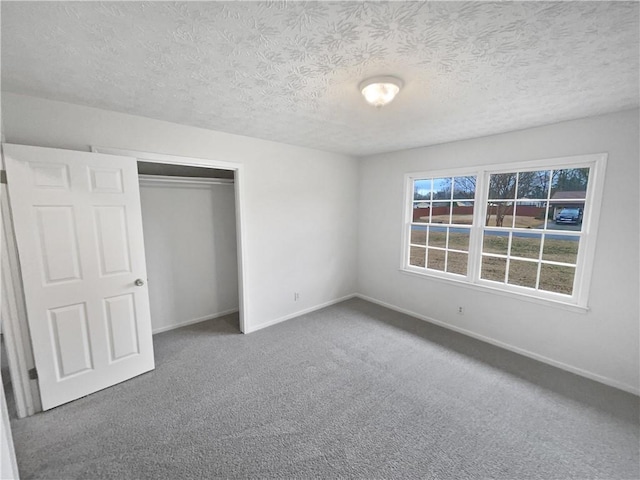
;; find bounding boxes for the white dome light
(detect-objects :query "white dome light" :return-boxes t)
[359,76,404,108]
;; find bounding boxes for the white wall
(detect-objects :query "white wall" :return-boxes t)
[1,93,359,332]
[358,108,640,394]
[139,182,239,334]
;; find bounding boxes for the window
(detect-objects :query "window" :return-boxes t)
[409,175,476,276]
[403,154,606,308]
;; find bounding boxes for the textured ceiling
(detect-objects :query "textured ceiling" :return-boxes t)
[2,1,639,156]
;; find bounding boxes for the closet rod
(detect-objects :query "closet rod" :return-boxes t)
[138,174,234,187]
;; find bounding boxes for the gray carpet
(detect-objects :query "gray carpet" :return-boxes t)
[8,298,640,479]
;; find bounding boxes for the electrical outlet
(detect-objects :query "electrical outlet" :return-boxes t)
[457,306,464,315]
[294,292,300,301]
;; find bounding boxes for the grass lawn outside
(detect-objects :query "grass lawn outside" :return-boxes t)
[409,226,577,295]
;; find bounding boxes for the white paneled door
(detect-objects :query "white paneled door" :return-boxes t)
[4,144,154,410]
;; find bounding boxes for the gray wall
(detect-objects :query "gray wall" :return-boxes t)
[2,92,359,332]
[139,181,238,333]
[357,108,640,393]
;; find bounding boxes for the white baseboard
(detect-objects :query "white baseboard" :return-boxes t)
[355,294,640,396]
[244,294,357,334]
[152,308,239,335]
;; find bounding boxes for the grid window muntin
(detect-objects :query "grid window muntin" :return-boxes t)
[409,175,476,278]
[403,154,606,308]
[480,165,589,298]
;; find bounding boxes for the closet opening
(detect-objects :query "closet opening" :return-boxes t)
[91,145,248,335]
[137,161,241,335]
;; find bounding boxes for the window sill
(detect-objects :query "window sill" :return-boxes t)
[399,268,590,314]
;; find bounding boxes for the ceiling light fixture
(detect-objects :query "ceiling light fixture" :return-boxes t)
[359,76,404,108]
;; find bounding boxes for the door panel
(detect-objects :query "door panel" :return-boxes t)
[104,293,140,361]
[35,206,82,284]
[4,144,155,410]
[49,303,93,378]
[31,163,70,189]
[89,167,124,193]
[94,206,131,275]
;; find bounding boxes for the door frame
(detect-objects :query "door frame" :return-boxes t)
[1,145,43,419]
[1,180,42,418]
[91,146,249,333]
[0,166,20,480]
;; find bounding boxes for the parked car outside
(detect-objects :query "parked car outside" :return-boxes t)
[555,207,583,224]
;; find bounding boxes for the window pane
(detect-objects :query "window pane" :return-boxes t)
[432,178,452,200]
[428,226,447,248]
[485,201,514,228]
[427,248,445,271]
[547,202,585,231]
[517,170,551,199]
[431,202,451,224]
[446,251,468,276]
[449,228,470,251]
[513,201,546,229]
[481,256,506,282]
[551,168,589,200]
[483,231,509,255]
[539,264,575,295]
[451,202,474,225]
[542,235,579,264]
[412,201,430,223]
[508,259,538,289]
[409,246,426,267]
[453,176,476,199]
[510,232,542,259]
[410,225,427,245]
[413,179,432,200]
[488,172,516,200]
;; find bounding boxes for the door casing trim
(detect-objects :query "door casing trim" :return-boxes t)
[91,146,249,334]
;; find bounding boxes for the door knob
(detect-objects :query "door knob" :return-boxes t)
[134,278,145,287]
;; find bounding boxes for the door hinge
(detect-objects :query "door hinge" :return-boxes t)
[0,170,6,184]
[28,367,38,380]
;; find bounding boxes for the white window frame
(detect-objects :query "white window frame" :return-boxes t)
[401,153,607,310]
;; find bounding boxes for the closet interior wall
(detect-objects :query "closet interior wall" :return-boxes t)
[137,167,239,334]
